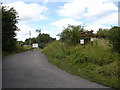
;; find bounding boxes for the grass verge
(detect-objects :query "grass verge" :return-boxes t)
[2,45,32,58]
[43,39,120,89]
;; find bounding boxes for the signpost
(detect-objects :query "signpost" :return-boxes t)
[80,30,94,45]
[32,43,38,48]
[91,38,94,42]
[91,38,94,46]
[80,39,84,45]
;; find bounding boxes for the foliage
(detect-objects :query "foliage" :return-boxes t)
[37,33,56,48]
[44,41,72,60]
[16,45,26,53]
[94,28,109,38]
[17,41,24,46]
[24,37,37,45]
[24,33,56,49]
[94,26,120,53]
[43,39,120,89]
[58,24,84,45]
[24,38,30,45]
[37,33,55,43]
[2,6,19,52]
[107,26,120,53]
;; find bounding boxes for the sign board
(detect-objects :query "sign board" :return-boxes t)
[80,39,84,44]
[80,30,94,39]
[32,43,38,48]
[91,38,94,42]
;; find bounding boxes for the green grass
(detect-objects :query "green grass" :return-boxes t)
[43,39,120,89]
[2,45,33,58]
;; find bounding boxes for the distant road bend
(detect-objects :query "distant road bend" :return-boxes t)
[3,51,112,88]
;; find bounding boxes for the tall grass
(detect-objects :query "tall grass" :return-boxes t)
[43,39,119,89]
[2,45,32,57]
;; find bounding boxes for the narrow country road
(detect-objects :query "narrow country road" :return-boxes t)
[3,51,111,88]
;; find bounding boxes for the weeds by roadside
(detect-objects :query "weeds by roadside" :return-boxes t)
[43,39,119,89]
[2,45,32,58]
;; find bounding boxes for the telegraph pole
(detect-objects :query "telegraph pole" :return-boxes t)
[36,29,41,35]
[29,31,31,46]
[36,29,41,43]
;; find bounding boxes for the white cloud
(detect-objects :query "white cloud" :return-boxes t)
[57,0,88,19]
[84,2,117,18]
[1,0,75,3]
[15,24,53,41]
[43,0,49,4]
[42,0,74,4]
[57,0,118,25]
[50,18,83,40]
[41,30,50,34]
[15,24,36,41]
[51,18,83,30]
[3,1,48,21]
[85,24,111,33]
[56,0,118,34]
[50,18,111,35]
[57,0,118,19]
[92,12,118,25]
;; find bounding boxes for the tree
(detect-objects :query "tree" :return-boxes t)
[2,6,19,52]
[94,26,120,53]
[94,28,109,38]
[24,37,37,45]
[107,26,120,53]
[59,24,84,45]
[24,33,56,49]
[17,41,24,46]
[37,33,56,48]
[24,38,30,45]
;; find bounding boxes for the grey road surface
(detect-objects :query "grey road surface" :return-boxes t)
[3,51,110,88]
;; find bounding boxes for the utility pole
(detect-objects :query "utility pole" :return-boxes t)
[36,29,41,35]
[36,29,41,43]
[29,31,31,46]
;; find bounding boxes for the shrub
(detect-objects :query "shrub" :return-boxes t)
[58,24,84,45]
[107,26,120,53]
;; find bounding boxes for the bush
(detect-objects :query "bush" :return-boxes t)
[107,26,120,53]
[97,61,119,78]
[67,41,118,66]
[16,45,26,53]
[59,24,84,45]
[44,41,71,59]
[43,39,119,89]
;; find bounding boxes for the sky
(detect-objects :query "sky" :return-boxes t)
[1,0,119,41]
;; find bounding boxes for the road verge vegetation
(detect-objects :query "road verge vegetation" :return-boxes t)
[2,45,29,58]
[43,39,119,89]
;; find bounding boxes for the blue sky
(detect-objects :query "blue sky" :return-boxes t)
[1,0,119,41]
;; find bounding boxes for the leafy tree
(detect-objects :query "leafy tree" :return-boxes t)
[107,26,120,53]
[24,38,30,45]
[24,33,56,49]
[17,41,24,46]
[31,37,37,43]
[2,6,19,52]
[59,24,84,45]
[94,28,109,38]
[94,26,120,53]
[24,37,37,45]
[37,33,56,48]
